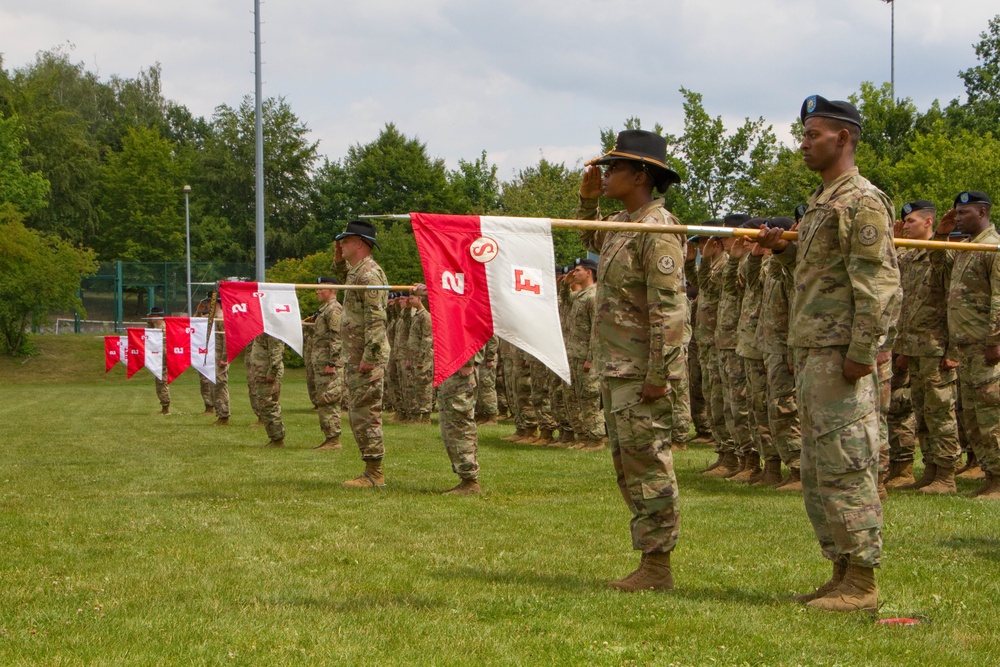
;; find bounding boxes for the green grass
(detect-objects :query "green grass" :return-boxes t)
[1,335,998,665]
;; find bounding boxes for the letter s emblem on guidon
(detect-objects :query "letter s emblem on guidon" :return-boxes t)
[657,255,676,275]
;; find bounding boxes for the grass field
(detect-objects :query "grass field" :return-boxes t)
[1,335,998,666]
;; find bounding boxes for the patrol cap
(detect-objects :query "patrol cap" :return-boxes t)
[766,217,795,232]
[585,129,681,192]
[954,191,991,209]
[900,200,935,218]
[794,205,807,222]
[317,276,337,285]
[335,219,380,249]
[574,257,598,271]
[800,95,862,129]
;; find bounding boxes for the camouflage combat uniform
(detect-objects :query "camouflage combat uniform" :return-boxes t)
[737,253,775,463]
[774,166,899,568]
[391,307,411,419]
[893,247,960,468]
[475,335,500,420]
[579,195,685,555]
[212,319,230,419]
[311,297,345,442]
[686,289,710,438]
[716,253,755,458]
[147,318,170,410]
[385,309,398,413]
[406,305,434,419]
[946,225,1000,477]
[249,333,285,442]
[511,347,536,432]
[302,318,318,408]
[696,252,735,454]
[670,298,693,444]
[439,354,481,481]
[566,281,605,443]
[333,255,391,460]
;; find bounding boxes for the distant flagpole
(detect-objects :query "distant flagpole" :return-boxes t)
[254,0,266,282]
[881,0,895,100]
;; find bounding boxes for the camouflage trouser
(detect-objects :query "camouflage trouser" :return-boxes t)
[496,360,509,414]
[511,348,536,430]
[246,361,261,418]
[688,338,710,436]
[743,355,776,460]
[304,337,318,408]
[439,368,479,480]
[886,361,917,463]
[701,344,735,453]
[345,364,386,460]
[601,377,680,554]
[199,373,214,409]
[385,355,400,413]
[570,357,604,441]
[254,375,284,441]
[155,376,170,409]
[670,346,691,444]
[315,365,344,440]
[719,349,756,457]
[876,358,892,474]
[764,353,801,469]
[529,357,558,431]
[549,371,571,433]
[908,356,961,467]
[407,363,434,417]
[213,334,230,419]
[795,346,882,568]
[954,344,1000,475]
[475,361,499,418]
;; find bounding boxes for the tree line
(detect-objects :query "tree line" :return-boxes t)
[1,16,999,354]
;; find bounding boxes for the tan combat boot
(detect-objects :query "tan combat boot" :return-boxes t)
[903,461,937,490]
[956,451,977,476]
[806,563,878,613]
[920,464,956,495]
[512,428,538,444]
[705,452,740,477]
[775,467,802,492]
[159,406,170,415]
[443,478,482,495]
[690,432,714,445]
[202,406,215,415]
[729,454,758,482]
[262,438,285,448]
[702,452,725,473]
[792,558,847,603]
[212,417,230,426]
[313,437,342,451]
[757,458,784,486]
[670,441,688,452]
[884,461,915,489]
[501,428,527,442]
[250,419,265,427]
[559,430,576,445]
[877,470,888,501]
[532,429,556,446]
[343,459,386,488]
[608,552,673,592]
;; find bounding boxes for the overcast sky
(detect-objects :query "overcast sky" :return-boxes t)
[1,1,997,179]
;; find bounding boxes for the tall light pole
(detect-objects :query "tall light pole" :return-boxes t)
[183,184,192,315]
[881,0,895,100]
[254,0,265,282]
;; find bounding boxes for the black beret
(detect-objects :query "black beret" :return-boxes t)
[766,217,795,232]
[794,205,807,221]
[742,217,767,229]
[954,191,991,208]
[900,200,936,218]
[723,213,752,227]
[801,95,862,129]
[575,257,598,271]
[317,276,337,285]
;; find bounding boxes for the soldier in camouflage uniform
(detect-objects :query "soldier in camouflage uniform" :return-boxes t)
[311,277,345,450]
[244,335,260,423]
[475,335,500,425]
[889,200,961,493]
[758,96,899,612]
[302,313,319,410]
[433,343,483,495]
[501,345,537,442]
[528,355,559,445]
[938,191,1000,499]
[332,220,391,488]
[406,293,434,422]
[210,307,231,426]
[684,273,711,442]
[384,294,399,414]
[146,306,170,414]
[579,130,684,592]
[391,294,412,422]
[249,332,286,447]
[194,295,216,414]
[565,257,605,449]
[550,269,576,445]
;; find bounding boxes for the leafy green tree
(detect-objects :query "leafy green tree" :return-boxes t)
[448,150,501,214]
[954,14,1000,135]
[0,113,49,214]
[0,204,97,355]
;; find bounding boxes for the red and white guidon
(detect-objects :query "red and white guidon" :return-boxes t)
[126,328,164,380]
[104,335,127,372]
[164,317,216,384]
[411,213,570,386]
[218,282,303,363]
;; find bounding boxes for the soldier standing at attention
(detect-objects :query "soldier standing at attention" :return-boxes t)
[578,129,685,592]
[566,257,606,450]
[758,95,899,613]
[406,292,434,423]
[333,220,391,488]
[146,306,170,414]
[250,332,286,447]
[937,191,1000,499]
[392,293,412,423]
[194,294,216,415]
[312,277,345,450]
[210,300,231,426]
[475,334,501,426]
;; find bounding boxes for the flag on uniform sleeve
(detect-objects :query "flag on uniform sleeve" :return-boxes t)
[164,317,216,384]
[104,335,125,372]
[410,213,570,386]
[218,282,303,363]
[126,328,164,380]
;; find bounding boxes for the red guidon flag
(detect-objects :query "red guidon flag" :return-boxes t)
[126,328,164,380]
[164,317,216,384]
[410,213,570,386]
[104,335,127,372]
[218,282,303,363]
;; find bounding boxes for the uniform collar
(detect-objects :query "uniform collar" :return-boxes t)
[628,197,666,222]
[812,166,860,206]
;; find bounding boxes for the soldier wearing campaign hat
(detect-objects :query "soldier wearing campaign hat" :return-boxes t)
[757,94,900,612]
[936,191,1000,499]
[578,129,685,591]
[333,220,391,488]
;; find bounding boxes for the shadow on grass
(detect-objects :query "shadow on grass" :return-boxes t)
[939,536,1000,563]
[431,564,596,593]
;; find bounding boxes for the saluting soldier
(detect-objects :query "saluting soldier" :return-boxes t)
[578,129,685,592]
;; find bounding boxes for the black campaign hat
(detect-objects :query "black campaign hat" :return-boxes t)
[586,130,681,192]
[954,191,992,208]
[147,306,165,317]
[901,200,936,218]
[801,95,862,129]
[335,219,380,249]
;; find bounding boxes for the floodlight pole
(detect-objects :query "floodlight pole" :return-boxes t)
[254,0,265,282]
[183,184,192,315]
[881,0,895,100]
